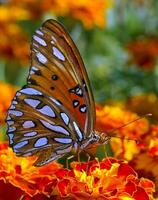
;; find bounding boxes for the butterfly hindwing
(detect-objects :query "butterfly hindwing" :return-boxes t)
[6,86,85,165]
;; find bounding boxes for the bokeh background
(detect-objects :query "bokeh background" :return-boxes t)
[0,0,158,198]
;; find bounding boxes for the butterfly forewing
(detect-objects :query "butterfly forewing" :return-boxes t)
[6,19,96,166]
[29,19,95,135]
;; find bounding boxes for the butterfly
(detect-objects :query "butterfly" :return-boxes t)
[6,19,110,167]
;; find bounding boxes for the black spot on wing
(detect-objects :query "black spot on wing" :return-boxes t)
[73,99,79,108]
[28,78,38,86]
[34,70,42,76]
[36,101,46,109]
[69,84,83,97]
[52,75,58,80]
[79,104,87,113]
[50,86,55,90]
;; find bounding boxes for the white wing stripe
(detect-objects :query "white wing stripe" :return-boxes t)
[24,131,38,137]
[54,138,72,144]
[40,120,70,136]
[21,88,42,95]
[73,121,83,141]
[36,52,47,64]
[33,35,47,46]
[60,112,69,125]
[52,46,65,61]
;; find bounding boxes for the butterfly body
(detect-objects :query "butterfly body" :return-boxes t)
[6,19,110,167]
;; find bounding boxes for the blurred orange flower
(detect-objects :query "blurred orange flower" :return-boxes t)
[0,5,29,22]
[96,104,149,139]
[95,104,150,161]
[127,37,158,70]
[0,0,111,63]
[43,0,112,28]
[5,0,46,21]
[126,93,158,123]
[0,22,29,65]
[0,142,155,200]
[129,125,158,188]
[1,0,112,29]
[0,82,17,124]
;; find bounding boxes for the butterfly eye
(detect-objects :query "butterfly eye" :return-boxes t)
[92,133,100,142]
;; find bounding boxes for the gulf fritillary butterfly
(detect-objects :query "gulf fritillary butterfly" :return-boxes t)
[6,19,110,167]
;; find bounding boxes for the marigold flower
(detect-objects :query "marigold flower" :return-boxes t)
[0,82,17,124]
[127,37,158,70]
[0,142,155,199]
[95,104,150,161]
[95,103,158,198]
[129,125,158,189]
[96,105,149,139]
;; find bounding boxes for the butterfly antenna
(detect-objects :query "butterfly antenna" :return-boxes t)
[106,113,152,143]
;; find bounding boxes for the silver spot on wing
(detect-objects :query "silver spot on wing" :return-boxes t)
[8,126,16,132]
[49,97,62,106]
[24,131,37,137]
[8,133,14,144]
[73,121,83,141]
[36,52,47,64]
[52,46,65,61]
[10,104,16,109]
[23,121,35,128]
[40,120,70,136]
[54,138,72,144]
[8,110,23,117]
[38,105,56,118]
[36,29,44,36]
[34,137,48,148]
[60,112,69,125]
[21,88,42,95]
[33,35,47,46]
[7,120,14,126]
[13,140,28,150]
[24,98,40,108]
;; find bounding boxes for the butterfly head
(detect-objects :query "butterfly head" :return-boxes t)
[91,131,110,145]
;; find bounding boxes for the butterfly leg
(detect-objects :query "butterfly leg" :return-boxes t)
[102,144,112,165]
[66,155,74,169]
[85,152,91,173]
[85,152,90,163]
[77,149,81,163]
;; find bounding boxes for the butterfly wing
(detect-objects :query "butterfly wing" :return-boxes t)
[6,86,84,166]
[6,19,95,166]
[29,19,95,136]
